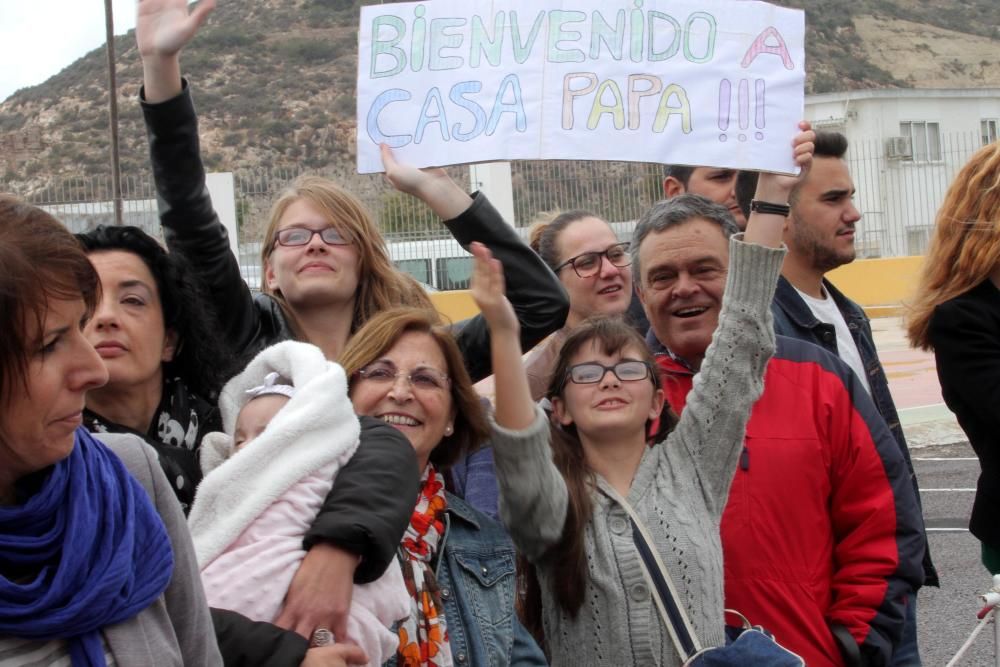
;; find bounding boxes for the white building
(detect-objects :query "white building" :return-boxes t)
[805,88,1000,257]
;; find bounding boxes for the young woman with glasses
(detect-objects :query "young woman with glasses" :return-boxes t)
[133,0,567,654]
[476,142,814,663]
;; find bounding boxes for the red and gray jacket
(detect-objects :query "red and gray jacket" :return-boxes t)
[655,335,925,667]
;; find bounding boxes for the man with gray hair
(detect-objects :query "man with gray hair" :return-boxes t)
[772,130,936,666]
[634,191,926,666]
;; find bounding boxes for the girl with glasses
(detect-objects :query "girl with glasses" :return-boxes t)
[476,142,814,663]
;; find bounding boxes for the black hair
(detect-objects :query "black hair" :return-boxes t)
[76,225,235,398]
[814,131,849,159]
[663,164,695,188]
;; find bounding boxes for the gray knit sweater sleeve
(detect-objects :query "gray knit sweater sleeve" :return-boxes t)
[659,235,785,518]
[490,405,568,561]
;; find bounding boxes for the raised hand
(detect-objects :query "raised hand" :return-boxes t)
[469,242,518,336]
[380,144,472,220]
[743,121,815,248]
[136,0,215,59]
[755,120,815,201]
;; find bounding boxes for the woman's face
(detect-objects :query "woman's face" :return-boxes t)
[551,341,662,443]
[84,251,176,392]
[555,217,633,327]
[265,198,361,310]
[350,331,456,470]
[1,297,108,487]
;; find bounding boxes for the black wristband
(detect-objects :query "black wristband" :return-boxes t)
[750,199,791,217]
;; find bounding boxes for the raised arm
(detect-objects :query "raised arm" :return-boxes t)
[137,0,265,357]
[381,146,569,382]
[662,126,813,513]
[468,243,568,560]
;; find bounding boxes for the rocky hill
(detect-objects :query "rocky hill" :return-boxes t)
[1,0,997,197]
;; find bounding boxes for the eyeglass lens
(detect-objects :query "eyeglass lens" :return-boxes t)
[276,226,349,247]
[358,361,449,390]
[568,243,631,277]
[569,360,649,384]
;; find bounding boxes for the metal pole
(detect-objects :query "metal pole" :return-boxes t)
[104,0,123,225]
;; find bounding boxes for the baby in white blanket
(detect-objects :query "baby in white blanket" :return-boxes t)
[188,341,408,666]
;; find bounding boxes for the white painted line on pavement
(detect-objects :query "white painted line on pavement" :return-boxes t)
[926,528,970,532]
[922,488,976,492]
[914,457,977,461]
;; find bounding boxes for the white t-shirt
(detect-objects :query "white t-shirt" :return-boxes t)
[794,286,872,395]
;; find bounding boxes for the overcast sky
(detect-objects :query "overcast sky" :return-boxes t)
[0,0,138,103]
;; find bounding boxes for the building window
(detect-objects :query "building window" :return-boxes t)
[900,121,942,162]
[983,119,999,146]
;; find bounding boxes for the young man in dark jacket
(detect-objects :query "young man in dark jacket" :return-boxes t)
[772,131,937,667]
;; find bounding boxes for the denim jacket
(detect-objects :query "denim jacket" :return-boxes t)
[771,275,938,586]
[386,493,547,667]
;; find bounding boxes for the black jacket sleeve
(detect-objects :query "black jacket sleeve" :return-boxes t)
[444,193,569,383]
[305,416,421,583]
[141,81,268,358]
[211,608,308,667]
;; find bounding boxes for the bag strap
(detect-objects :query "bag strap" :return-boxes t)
[601,485,703,660]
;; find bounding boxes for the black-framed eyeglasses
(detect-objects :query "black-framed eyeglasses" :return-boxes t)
[355,360,451,392]
[554,242,631,278]
[274,226,351,248]
[565,360,652,385]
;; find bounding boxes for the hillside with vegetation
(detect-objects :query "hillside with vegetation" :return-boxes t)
[1,0,997,199]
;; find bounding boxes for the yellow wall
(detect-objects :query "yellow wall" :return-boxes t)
[827,256,924,308]
[430,255,926,321]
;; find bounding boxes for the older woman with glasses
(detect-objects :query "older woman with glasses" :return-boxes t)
[338,267,547,666]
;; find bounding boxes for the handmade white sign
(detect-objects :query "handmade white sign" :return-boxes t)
[356,0,805,174]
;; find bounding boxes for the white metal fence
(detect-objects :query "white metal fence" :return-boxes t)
[8,131,992,290]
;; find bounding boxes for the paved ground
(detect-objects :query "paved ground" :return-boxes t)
[871,318,995,665]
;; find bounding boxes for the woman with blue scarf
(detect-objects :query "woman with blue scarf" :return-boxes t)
[0,195,222,666]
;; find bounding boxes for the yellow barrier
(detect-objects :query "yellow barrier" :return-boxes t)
[429,256,926,321]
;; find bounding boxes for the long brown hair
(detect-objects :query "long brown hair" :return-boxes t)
[339,307,489,469]
[0,195,100,405]
[518,317,674,650]
[907,142,1000,350]
[260,176,432,337]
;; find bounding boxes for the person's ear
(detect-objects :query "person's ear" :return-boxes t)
[161,329,179,363]
[444,406,457,437]
[550,395,574,427]
[648,387,665,422]
[265,259,279,292]
[663,176,685,198]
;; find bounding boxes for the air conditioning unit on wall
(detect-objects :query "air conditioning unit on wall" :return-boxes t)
[885,136,913,160]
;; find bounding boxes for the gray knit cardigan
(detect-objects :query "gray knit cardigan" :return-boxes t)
[491,236,785,667]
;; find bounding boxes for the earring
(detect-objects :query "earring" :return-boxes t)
[444,425,454,436]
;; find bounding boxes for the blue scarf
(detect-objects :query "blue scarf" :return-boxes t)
[0,428,174,665]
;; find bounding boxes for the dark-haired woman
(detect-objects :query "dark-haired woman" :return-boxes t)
[0,195,221,665]
[77,225,234,511]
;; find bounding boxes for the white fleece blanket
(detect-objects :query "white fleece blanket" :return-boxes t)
[188,340,361,567]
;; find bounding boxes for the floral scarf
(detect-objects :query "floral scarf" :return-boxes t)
[397,466,453,667]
